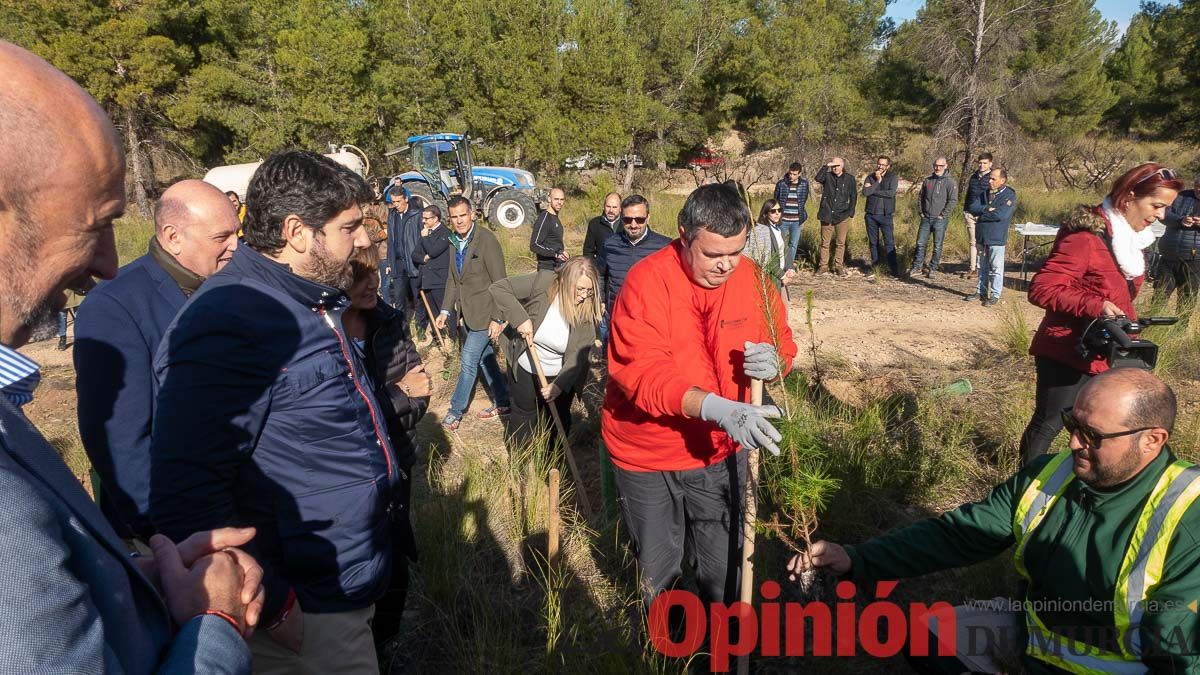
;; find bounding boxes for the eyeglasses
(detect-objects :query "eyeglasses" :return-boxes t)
[767,208,782,213]
[1061,407,1155,448]
[577,286,594,296]
[622,216,647,225]
[934,164,947,169]
[1133,167,1178,186]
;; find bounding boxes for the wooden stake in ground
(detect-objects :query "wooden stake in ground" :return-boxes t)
[548,468,561,573]
[524,335,594,516]
[737,378,764,675]
[419,289,448,351]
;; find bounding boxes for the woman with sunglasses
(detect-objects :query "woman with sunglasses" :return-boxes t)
[1020,163,1182,465]
[489,256,602,452]
[746,199,796,289]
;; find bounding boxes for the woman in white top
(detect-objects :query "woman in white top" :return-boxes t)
[489,257,601,452]
[746,199,796,289]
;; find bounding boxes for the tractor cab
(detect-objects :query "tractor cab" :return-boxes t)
[410,133,473,200]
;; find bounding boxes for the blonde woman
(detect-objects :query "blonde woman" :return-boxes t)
[489,257,601,450]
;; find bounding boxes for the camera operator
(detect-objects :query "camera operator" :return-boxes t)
[1019,163,1182,465]
[1156,175,1200,305]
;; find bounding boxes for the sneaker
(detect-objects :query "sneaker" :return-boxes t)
[984,297,999,307]
[442,416,461,431]
[907,268,920,279]
[963,293,981,302]
[836,268,849,278]
[814,270,830,277]
[927,271,937,281]
[866,272,877,281]
[477,406,509,420]
[56,335,68,351]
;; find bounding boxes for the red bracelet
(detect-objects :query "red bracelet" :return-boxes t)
[199,609,242,634]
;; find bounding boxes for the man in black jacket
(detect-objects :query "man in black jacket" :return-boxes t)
[530,187,568,270]
[814,157,858,276]
[412,205,454,340]
[582,191,622,259]
[862,156,898,278]
[962,153,994,276]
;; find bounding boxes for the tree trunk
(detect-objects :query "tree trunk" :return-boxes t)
[124,105,152,219]
[958,0,986,201]
[655,127,667,171]
[621,136,636,193]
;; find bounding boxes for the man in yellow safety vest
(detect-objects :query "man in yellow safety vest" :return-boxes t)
[789,367,1200,673]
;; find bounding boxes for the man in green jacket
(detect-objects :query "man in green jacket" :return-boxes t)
[789,367,1200,673]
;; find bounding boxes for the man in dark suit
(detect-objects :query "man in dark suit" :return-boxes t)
[75,179,240,540]
[434,196,510,430]
[412,204,454,341]
[0,40,260,673]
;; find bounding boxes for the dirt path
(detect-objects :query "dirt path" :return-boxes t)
[787,268,1043,370]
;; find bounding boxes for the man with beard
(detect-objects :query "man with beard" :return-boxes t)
[0,40,260,673]
[151,150,397,673]
[582,191,622,259]
[789,368,1200,674]
[75,180,239,540]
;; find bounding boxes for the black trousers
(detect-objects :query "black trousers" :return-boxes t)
[613,451,748,607]
[421,286,455,340]
[407,277,428,331]
[1018,356,1091,465]
[505,364,573,452]
[1160,257,1200,307]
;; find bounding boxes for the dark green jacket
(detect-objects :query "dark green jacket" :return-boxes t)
[488,271,595,394]
[442,226,506,331]
[848,449,1200,673]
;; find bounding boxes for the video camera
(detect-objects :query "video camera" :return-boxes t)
[1078,316,1178,370]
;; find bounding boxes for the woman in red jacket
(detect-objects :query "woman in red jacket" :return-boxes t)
[1019,163,1182,464]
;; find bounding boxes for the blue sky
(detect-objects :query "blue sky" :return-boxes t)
[887,0,1172,34]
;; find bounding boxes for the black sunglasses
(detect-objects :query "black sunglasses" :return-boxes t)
[622,216,647,225]
[1061,407,1155,448]
[767,208,782,213]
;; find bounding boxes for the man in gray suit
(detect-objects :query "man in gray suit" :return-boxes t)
[0,41,262,673]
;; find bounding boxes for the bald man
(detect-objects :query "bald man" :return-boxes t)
[790,368,1200,674]
[531,186,569,270]
[74,179,239,539]
[0,41,256,673]
[582,191,622,259]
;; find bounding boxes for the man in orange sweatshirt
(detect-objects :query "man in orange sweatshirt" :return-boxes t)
[602,183,798,606]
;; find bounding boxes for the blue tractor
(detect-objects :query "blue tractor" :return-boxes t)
[388,133,545,229]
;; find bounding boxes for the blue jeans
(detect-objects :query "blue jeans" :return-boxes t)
[58,311,68,337]
[448,327,509,420]
[911,216,948,272]
[977,245,1006,299]
[865,213,898,275]
[782,218,803,270]
[598,312,610,346]
[378,260,395,307]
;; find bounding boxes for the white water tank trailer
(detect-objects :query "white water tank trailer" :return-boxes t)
[202,145,369,199]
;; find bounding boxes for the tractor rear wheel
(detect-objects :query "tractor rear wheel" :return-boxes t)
[487,189,536,229]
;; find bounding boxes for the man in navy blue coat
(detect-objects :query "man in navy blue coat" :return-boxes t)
[0,40,260,674]
[596,194,671,343]
[151,150,404,673]
[75,179,239,540]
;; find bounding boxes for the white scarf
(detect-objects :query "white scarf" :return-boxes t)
[1101,197,1155,279]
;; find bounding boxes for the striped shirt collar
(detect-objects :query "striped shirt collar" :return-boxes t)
[0,343,41,408]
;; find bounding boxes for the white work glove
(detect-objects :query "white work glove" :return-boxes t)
[699,394,782,455]
[743,341,779,381]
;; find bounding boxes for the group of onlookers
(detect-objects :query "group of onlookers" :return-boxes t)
[752,153,1020,304]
